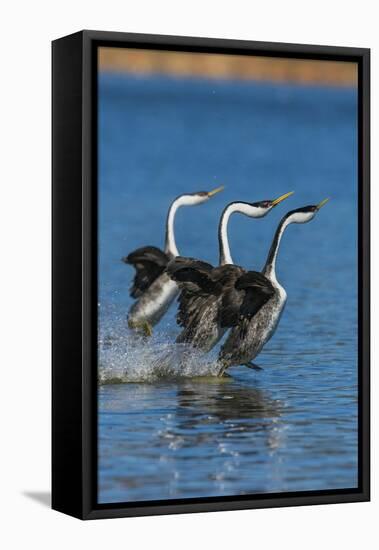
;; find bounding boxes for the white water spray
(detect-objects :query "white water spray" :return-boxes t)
[98,316,221,383]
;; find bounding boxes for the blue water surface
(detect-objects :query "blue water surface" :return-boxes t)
[98,72,358,504]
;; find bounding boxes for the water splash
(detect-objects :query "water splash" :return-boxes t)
[98,318,221,383]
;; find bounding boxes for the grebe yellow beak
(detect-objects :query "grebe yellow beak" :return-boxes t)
[207,185,225,197]
[316,198,330,210]
[271,191,294,207]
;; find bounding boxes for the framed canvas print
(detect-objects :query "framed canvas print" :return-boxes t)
[52,30,370,519]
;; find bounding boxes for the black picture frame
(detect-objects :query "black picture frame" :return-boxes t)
[52,30,370,520]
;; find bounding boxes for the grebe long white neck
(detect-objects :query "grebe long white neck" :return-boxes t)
[262,216,292,284]
[164,193,214,257]
[218,203,241,265]
[263,201,329,284]
[263,210,315,284]
[164,196,183,257]
[218,202,270,266]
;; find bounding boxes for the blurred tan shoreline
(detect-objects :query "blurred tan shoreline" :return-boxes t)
[99,47,357,87]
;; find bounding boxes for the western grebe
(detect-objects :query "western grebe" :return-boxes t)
[217,199,329,376]
[123,187,224,335]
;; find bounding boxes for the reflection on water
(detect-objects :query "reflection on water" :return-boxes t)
[99,378,287,503]
[98,73,358,503]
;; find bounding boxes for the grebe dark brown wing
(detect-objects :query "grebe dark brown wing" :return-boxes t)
[122,245,171,299]
[220,270,275,328]
[167,259,244,330]
[167,257,218,328]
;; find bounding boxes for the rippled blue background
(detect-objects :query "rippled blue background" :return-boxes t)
[98,72,358,503]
